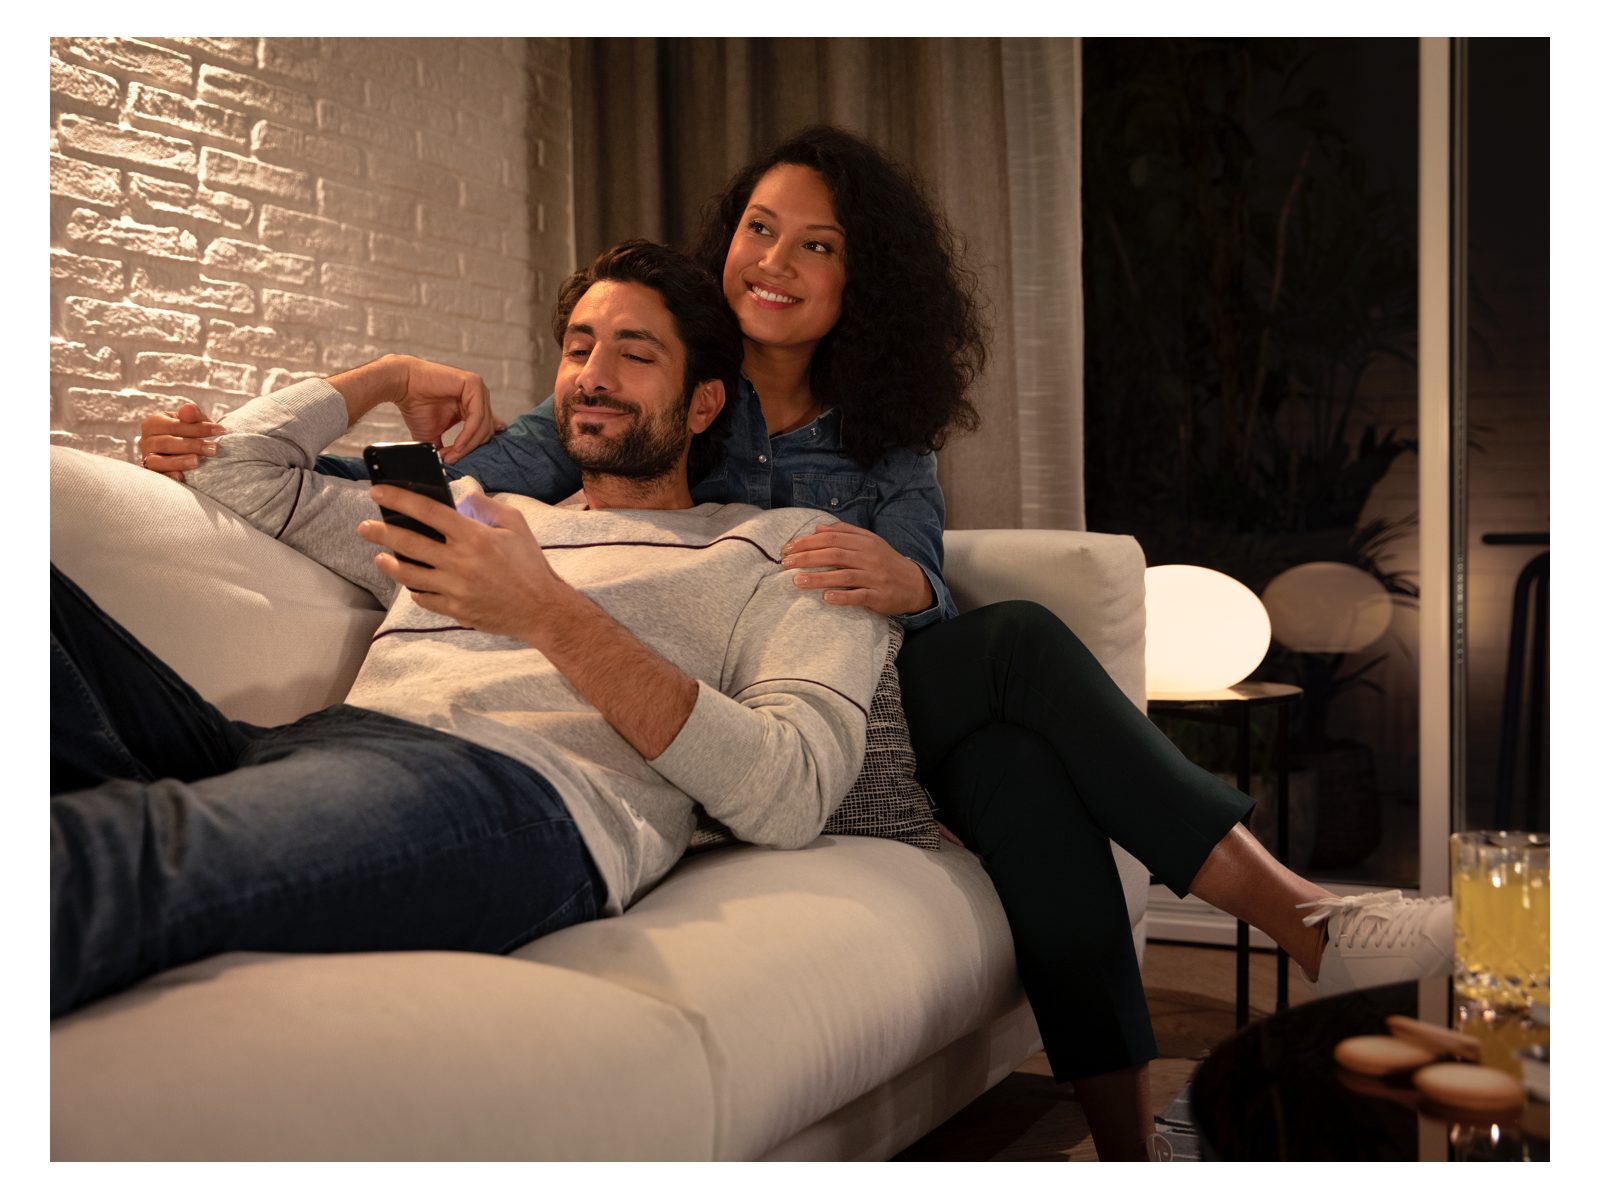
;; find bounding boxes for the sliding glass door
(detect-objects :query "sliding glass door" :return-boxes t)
[1084,38,1548,930]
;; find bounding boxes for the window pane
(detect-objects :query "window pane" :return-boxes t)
[1084,37,1421,886]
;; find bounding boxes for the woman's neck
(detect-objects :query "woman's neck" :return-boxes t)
[741,339,819,434]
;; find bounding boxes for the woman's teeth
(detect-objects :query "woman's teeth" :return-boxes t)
[750,284,798,305]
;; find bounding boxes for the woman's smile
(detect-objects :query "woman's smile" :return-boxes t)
[746,280,802,308]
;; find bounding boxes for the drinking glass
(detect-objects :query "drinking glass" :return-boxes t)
[1450,830,1549,1011]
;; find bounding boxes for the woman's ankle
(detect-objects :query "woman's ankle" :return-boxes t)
[1190,826,1339,972]
[1073,1062,1152,1161]
[1298,922,1329,982]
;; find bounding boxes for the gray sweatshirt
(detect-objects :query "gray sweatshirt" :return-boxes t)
[185,379,890,912]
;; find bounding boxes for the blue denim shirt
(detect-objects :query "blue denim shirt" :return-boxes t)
[317,376,956,629]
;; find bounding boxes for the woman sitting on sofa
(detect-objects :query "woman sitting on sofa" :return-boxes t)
[135,125,1450,1161]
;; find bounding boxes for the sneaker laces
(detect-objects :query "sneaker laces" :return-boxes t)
[1296,890,1433,949]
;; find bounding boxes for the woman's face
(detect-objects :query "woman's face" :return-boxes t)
[721,163,847,358]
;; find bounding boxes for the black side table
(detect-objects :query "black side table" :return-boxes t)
[1191,978,1549,1160]
[1149,682,1303,1028]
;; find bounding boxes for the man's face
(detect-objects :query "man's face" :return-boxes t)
[555,280,695,481]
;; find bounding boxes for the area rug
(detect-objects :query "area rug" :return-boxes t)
[1153,1081,1201,1161]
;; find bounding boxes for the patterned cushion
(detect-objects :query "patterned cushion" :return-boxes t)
[689,624,943,852]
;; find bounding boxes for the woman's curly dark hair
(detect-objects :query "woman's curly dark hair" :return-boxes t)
[689,125,986,467]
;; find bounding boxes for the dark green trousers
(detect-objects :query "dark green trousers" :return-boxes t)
[898,601,1253,1081]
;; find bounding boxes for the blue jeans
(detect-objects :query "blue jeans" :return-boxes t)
[50,566,602,1019]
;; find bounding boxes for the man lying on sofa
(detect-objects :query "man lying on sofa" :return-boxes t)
[50,240,889,1019]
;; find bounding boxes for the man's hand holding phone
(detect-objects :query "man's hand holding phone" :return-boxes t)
[360,484,699,760]
[359,484,560,645]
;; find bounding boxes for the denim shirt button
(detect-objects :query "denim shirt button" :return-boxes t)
[758,454,768,464]
[830,497,840,507]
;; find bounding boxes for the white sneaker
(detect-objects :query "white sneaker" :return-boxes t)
[1297,890,1453,998]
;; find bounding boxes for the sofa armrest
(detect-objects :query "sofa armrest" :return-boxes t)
[943,529,1147,711]
[50,446,384,726]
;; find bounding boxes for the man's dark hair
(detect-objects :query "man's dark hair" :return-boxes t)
[689,125,986,468]
[553,240,741,485]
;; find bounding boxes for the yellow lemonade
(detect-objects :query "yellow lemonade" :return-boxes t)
[1456,1003,1549,1078]
[1451,832,1550,1009]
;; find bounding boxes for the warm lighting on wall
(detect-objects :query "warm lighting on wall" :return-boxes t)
[1262,561,1394,653]
[1144,565,1272,693]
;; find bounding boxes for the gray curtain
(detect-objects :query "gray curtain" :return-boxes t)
[570,37,1084,531]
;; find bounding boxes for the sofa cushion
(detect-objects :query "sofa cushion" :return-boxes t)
[516,836,1023,1160]
[824,624,941,846]
[49,446,383,726]
[760,1000,1041,1160]
[50,950,715,1160]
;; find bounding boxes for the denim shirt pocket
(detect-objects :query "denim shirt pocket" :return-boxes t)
[790,471,880,522]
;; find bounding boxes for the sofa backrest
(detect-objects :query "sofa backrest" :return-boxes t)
[944,529,1147,712]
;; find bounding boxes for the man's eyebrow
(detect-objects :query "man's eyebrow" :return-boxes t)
[618,328,669,351]
[564,323,670,351]
[748,203,844,237]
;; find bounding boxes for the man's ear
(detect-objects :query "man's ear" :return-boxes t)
[687,378,725,435]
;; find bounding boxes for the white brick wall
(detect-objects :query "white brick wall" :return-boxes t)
[50,37,575,461]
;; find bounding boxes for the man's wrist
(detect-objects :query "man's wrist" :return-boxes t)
[329,354,408,426]
[517,572,583,652]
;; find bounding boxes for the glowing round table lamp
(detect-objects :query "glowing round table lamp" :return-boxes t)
[1144,565,1272,694]
[1261,561,1393,653]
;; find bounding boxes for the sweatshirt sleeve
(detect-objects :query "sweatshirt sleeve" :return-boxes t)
[647,516,890,849]
[183,378,399,605]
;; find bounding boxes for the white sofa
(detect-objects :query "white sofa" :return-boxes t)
[48,445,1151,1161]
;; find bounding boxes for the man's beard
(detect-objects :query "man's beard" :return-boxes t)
[556,388,691,481]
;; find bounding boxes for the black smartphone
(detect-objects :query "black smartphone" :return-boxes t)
[363,442,455,568]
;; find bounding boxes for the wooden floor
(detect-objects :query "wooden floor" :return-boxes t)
[895,941,1316,1161]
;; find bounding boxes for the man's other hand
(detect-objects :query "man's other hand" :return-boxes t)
[360,488,556,641]
[392,356,500,464]
[330,354,502,463]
